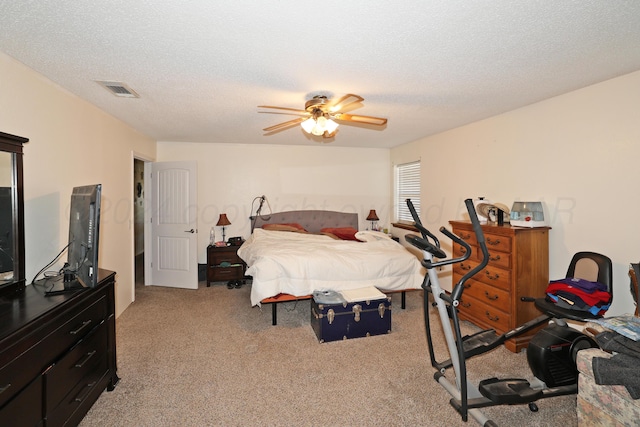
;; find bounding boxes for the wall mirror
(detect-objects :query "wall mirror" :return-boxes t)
[0,132,27,294]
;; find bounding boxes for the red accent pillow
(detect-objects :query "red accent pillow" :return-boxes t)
[262,223,307,232]
[321,227,359,241]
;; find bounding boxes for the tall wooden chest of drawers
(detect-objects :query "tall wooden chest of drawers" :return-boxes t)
[449,221,550,353]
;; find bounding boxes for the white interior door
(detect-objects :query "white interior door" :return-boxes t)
[145,161,198,289]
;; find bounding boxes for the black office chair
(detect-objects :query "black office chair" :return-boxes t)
[534,251,613,321]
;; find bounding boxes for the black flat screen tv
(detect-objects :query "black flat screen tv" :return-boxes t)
[65,184,102,288]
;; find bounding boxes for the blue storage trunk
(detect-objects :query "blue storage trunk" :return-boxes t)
[310,296,391,343]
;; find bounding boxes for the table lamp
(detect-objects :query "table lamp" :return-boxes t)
[217,213,231,242]
[366,209,379,230]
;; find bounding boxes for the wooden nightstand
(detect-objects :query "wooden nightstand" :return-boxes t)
[207,244,246,287]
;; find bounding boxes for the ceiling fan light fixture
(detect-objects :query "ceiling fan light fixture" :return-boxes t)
[260,93,386,139]
[302,115,339,136]
[301,117,316,133]
[324,118,339,134]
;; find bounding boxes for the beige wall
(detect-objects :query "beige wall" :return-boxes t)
[0,52,156,317]
[391,70,640,316]
[156,142,391,263]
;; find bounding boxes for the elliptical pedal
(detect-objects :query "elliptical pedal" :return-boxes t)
[478,377,543,405]
[461,329,503,356]
[436,329,503,370]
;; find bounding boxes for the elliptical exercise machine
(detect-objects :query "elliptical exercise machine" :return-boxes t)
[405,198,602,426]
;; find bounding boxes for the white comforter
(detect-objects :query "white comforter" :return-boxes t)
[238,228,424,306]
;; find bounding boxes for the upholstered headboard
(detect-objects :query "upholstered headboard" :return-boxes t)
[250,210,358,234]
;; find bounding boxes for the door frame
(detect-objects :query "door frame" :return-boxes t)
[131,151,154,302]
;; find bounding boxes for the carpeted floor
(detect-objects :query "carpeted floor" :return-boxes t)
[80,281,578,426]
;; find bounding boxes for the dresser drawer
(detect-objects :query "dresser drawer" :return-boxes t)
[210,252,240,265]
[453,243,510,269]
[483,232,511,253]
[454,260,511,292]
[486,248,511,269]
[46,321,108,414]
[46,359,109,427]
[458,295,510,333]
[47,294,108,360]
[478,264,511,291]
[0,375,42,427]
[460,277,511,314]
[0,341,46,409]
[209,265,244,281]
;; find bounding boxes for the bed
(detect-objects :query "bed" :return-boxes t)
[239,210,424,324]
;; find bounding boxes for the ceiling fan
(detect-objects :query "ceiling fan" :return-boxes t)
[258,93,387,138]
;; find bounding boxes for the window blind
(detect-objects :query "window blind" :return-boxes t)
[395,161,420,223]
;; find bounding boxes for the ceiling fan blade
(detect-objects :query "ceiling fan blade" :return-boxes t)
[258,105,309,115]
[326,94,364,113]
[260,111,310,117]
[263,117,305,132]
[332,113,387,126]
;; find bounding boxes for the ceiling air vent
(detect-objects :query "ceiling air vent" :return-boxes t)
[95,81,140,98]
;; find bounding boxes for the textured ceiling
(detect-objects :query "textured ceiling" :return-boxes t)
[2,1,640,148]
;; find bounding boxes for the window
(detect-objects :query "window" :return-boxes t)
[395,160,420,224]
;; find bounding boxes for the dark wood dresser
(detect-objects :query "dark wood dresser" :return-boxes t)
[450,220,550,352]
[0,269,118,426]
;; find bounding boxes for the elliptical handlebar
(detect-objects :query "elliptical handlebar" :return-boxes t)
[403,198,490,303]
[405,234,447,259]
[406,199,441,246]
[404,199,472,268]
[404,199,471,269]
[451,199,490,302]
[427,227,472,269]
[404,199,447,260]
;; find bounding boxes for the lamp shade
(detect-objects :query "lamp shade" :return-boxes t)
[366,210,379,221]
[301,117,316,133]
[216,213,231,226]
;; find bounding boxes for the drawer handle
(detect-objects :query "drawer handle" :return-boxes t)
[74,381,97,403]
[0,383,11,395]
[461,301,471,308]
[460,233,472,240]
[460,263,471,271]
[75,350,97,369]
[489,254,501,262]
[487,238,501,246]
[485,271,500,281]
[70,320,93,335]
[484,291,499,301]
[485,311,500,322]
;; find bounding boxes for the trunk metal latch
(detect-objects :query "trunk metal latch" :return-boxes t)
[327,308,335,325]
[378,302,386,318]
[352,304,362,322]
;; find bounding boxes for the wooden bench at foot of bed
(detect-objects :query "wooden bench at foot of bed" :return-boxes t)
[261,289,419,326]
